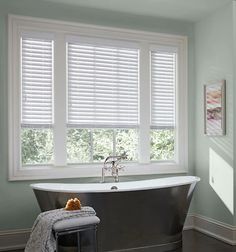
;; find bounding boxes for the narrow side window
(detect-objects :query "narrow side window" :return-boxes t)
[20,34,54,166]
[150,49,177,161]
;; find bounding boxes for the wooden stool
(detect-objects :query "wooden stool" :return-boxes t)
[53,216,100,252]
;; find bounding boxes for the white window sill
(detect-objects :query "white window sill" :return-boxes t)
[9,162,187,181]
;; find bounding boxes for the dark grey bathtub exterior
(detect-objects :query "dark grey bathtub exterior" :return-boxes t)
[33,179,198,252]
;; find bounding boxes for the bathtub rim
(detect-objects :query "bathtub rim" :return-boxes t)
[30,176,200,193]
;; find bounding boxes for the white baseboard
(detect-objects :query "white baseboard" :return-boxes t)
[0,228,30,251]
[1,215,236,251]
[184,214,236,245]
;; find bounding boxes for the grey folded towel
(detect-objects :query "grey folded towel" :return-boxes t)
[24,206,96,252]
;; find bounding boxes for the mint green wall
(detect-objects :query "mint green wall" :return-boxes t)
[0,0,194,230]
[0,0,233,232]
[194,2,234,225]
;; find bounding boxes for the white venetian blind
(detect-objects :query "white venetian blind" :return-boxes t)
[151,49,176,129]
[67,41,139,128]
[21,35,53,127]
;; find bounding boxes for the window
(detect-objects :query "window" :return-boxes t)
[150,49,176,161]
[8,15,188,180]
[67,39,139,163]
[21,34,54,165]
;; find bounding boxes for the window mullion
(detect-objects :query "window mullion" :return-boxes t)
[90,129,93,162]
[139,42,150,163]
[113,129,116,156]
[53,34,67,166]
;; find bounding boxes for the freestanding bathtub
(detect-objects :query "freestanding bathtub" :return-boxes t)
[31,176,200,252]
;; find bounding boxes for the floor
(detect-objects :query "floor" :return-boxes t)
[175,230,235,252]
[6,230,236,252]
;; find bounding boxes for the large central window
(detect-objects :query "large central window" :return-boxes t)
[8,15,188,180]
[66,39,139,163]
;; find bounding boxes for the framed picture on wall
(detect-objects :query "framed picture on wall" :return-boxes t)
[204,80,226,136]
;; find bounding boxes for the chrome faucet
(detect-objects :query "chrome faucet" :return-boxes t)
[101,153,127,183]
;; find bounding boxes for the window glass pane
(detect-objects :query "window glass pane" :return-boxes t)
[67,128,138,164]
[93,129,113,161]
[21,128,53,165]
[67,129,90,163]
[116,129,138,161]
[150,129,174,161]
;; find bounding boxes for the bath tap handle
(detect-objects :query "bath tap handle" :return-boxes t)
[117,165,125,171]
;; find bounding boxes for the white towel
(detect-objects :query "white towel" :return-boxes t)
[25,207,96,252]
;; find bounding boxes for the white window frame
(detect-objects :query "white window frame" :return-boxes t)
[8,15,188,181]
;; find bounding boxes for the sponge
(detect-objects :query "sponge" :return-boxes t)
[65,198,82,211]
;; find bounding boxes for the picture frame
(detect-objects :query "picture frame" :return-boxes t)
[204,80,226,136]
